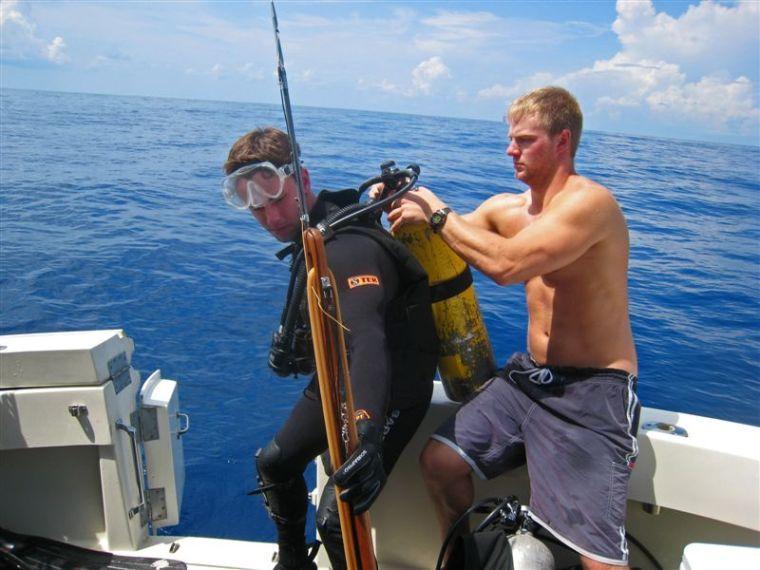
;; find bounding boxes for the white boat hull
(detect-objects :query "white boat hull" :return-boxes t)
[1,331,758,569]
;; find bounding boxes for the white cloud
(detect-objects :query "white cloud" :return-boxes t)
[417,10,498,51]
[378,79,401,94]
[415,9,606,54]
[362,56,452,98]
[1,0,69,64]
[284,14,334,29]
[238,62,264,82]
[0,0,33,32]
[562,53,685,106]
[299,68,314,83]
[646,75,759,133]
[479,73,553,100]
[488,1,758,137]
[478,84,513,99]
[357,77,407,97]
[563,52,756,135]
[613,0,758,77]
[423,10,499,29]
[1,0,37,58]
[184,62,264,82]
[46,36,68,64]
[411,56,451,94]
[87,50,131,69]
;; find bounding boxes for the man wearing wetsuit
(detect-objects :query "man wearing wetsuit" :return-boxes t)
[222,127,438,569]
[389,87,640,570]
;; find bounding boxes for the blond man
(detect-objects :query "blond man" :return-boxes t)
[389,86,640,569]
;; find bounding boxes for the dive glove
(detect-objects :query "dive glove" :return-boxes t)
[333,420,386,515]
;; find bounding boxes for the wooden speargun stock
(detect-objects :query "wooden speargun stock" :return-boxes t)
[303,227,376,570]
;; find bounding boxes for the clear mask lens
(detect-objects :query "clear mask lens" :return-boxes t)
[222,161,294,210]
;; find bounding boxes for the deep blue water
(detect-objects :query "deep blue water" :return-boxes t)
[1,88,758,542]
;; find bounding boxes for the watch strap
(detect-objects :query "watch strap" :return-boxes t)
[429,207,452,232]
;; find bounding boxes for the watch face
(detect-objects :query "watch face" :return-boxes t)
[430,207,450,231]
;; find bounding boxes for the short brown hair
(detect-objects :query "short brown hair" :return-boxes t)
[508,86,583,156]
[223,126,292,174]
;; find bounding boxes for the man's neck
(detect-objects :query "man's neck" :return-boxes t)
[528,162,575,213]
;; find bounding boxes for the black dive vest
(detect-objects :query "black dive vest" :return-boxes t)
[270,189,439,407]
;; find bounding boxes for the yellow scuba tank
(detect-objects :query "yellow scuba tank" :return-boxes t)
[394,223,495,401]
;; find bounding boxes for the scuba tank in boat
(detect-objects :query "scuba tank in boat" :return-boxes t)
[373,161,495,402]
[435,496,554,570]
[393,222,495,401]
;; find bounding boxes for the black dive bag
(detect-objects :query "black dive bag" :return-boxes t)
[436,497,522,570]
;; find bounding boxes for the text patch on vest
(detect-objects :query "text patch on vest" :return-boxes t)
[347,275,380,288]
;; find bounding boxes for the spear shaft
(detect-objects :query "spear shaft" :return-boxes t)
[270,1,309,228]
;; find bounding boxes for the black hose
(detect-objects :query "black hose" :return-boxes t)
[625,531,663,570]
[281,256,306,340]
[320,203,375,233]
[472,497,517,533]
[435,497,515,570]
[326,165,419,231]
[278,248,304,329]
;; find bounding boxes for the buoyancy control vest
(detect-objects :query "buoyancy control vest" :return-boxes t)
[268,189,440,407]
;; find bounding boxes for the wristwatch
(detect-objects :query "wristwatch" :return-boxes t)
[429,207,452,233]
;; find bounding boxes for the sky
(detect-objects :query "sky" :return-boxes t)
[1,0,758,146]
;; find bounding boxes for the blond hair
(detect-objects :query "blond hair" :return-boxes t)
[508,86,583,156]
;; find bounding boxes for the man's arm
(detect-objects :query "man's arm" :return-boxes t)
[326,234,397,514]
[326,235,397,428]
[389,186,611,285]
[458,193,526,232]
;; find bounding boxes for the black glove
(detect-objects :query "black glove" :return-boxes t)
[333,420,386,515]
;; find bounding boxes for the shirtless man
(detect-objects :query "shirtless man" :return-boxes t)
[388,86,640,569]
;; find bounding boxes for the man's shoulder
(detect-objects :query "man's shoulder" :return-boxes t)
[327,225,385,244]
[554,175,619,213]
[548,176,627,246]
[325,225,392,258]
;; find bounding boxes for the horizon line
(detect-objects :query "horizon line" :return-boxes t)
[1,85,756,150]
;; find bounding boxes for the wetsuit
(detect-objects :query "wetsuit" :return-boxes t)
[256,190,437,570]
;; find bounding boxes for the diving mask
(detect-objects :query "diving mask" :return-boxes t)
[222,161,297,210]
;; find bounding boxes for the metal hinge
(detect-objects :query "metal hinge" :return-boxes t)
[107,352,132,394]
[140,407,160,442]
[147,487,168,522]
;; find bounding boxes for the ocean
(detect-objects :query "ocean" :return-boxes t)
[1,88,758,542]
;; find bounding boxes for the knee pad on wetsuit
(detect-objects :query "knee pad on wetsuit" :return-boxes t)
[255,440,308,525]
[257,438,297,482]
[316,480,346,570]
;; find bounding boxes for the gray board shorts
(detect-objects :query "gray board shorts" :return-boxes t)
[432,352,641,566]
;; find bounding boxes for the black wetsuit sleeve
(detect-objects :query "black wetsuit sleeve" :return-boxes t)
[324,232,399,431]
